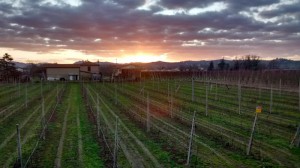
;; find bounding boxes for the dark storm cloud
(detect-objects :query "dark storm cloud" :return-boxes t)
[159,0,280,10]
[159,0,211,8]
[0,0,299,60]
[259,1,300,18]
[226,0,280,10]
[110,0,144,8]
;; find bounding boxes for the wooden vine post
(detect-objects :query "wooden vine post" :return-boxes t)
[157,77,160,91]
[167,80,170,101]
[279,78,282,97]
[142,81,145,99]
[238,80,241,115]
[270,85,273,114]
[16,124,23,168]
[176,84,181,93]
[259,82,261,100]
[290,124,300,148]
[192,78,195,102]
[139,78,142,91]
[205,82,208,116]
[56,84,59,103]
[25,84,28,108]
[170,91,174,118]
[97,93,100,137]
[18,80,21,97]
[152,74,154,89]
[40,80,43,98]
[42,97,45,140]
[113,117,119,168]
[147,93,150,132]
[114,82,117,105]
[215,82,218,101]
[121,78,123,91]
[139,82,143,94]
[247,106,261,155]
[186,111,196,165]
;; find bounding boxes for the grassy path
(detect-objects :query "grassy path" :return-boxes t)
[60,84,102,167]
[74,84,104,167]
[54,104,70,168]
[26,83,104,167]
[77,109,83,167]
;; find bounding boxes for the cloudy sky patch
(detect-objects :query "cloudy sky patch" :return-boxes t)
[0,0,299,63]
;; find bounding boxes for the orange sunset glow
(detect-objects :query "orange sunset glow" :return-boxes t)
[0,0,299,63]
[0,1,300,167]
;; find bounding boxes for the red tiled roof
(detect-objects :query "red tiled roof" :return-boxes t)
[42,64,80,68]
[43,62,99,68]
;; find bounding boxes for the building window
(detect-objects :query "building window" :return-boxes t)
[88,66,91,71]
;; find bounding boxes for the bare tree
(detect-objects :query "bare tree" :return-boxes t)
[241,55,260,70]
[208,61,214,71]
[218,58,226,70]
[0,53,18,82]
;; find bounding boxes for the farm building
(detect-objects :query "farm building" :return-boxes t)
[112,65,141,81]
[120,65,141,81]
[43,62,101,81]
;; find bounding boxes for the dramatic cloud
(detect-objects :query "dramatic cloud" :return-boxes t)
[0,0,299,62]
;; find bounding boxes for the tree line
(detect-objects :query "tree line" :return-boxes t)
[208,55,262,71]
[207,55,264,71]
[179,55,295,72]
[0,53,20,82]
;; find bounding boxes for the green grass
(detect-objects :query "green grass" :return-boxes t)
[89,79,300,167]
[60,84,104,167]
[1,79,299,167]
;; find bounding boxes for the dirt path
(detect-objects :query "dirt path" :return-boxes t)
[77,109,83,167]
[54,105,70,168]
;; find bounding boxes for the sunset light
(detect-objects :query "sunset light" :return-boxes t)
[118,53,168,63]
[1,0,299,63]
[0,0,300,167]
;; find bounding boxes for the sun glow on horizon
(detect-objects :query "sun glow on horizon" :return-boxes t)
[117,53,168,63]
[0,47,173,64]
[0,47,104,64]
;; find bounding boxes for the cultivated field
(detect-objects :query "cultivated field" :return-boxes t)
[0,76,300,167]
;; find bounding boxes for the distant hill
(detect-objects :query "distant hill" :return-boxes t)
[127,59,300,70]
[14,59,300,70]
[13,61,28,68]
[269,59,300,69]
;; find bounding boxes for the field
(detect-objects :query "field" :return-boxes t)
[0,76,300,167]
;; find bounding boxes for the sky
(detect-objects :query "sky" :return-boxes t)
[0,0,300,63]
